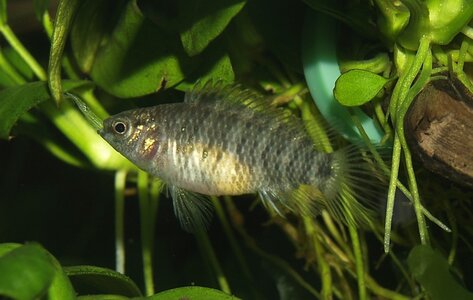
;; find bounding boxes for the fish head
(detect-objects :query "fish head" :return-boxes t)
[99,109,161,168]
[100,111,139,154]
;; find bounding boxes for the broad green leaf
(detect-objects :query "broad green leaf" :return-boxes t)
[175,45,234,91]
[78,295,129,300]
[48,0,81,105]
[334,69,389,106]
[0,80,92,139]
[71,0,126,73]
[146,286,240,300]
[33,0,50,21]
[65,265,142,297]
[47,250,77,300]
[0,243,22,257]
[0,243,55,300]
[90,0,195,97]
[408,245,473,300]
[179,0,246,56]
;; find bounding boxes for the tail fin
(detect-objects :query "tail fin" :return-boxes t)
[258,144,387,226]
[319,144,387,226]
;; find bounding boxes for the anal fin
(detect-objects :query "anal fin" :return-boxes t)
[258,185,323,217]
[169,185,214,232]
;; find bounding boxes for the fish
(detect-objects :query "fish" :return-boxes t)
[98,81,383,231]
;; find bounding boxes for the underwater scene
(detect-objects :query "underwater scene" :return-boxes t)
[1,0,473,299]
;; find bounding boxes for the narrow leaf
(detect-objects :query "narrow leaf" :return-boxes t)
[48,0,80,105]
[0,243,56,300]
[408,245,473,300]
[65,265,142,297]
[334,69,389,106]
[0,80,92,139]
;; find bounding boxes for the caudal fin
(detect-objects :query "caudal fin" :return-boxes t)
[319,145,388,226]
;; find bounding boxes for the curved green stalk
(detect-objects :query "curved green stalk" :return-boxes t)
[395,38,432,247]
[48,0,80,105]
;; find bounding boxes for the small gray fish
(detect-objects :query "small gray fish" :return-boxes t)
[99,82,381,231]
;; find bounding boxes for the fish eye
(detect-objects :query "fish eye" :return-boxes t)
[113,121,127,134]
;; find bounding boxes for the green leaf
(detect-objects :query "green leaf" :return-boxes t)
[175,44,234,91]
[78,295,129,300]
[334,69,389,106]
[0,243,22,257]
[0,80,92,139]
[65,265,142,297]
[0,243,56,300]
[33,0,51,21]
[48,0,81,105]
[408,245,473,300]
[47,251,77,300]
[71,0,126,73]
[179,0,246,56]
[145,286,240,300]
[89,0,196,97]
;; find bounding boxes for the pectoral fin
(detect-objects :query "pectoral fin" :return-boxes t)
[169,185,214,232]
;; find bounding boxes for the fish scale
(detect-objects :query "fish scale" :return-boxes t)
[98,82,381,231]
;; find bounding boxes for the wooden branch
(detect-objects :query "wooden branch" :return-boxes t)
[404,78,473,188]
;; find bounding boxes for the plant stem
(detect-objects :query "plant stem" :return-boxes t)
[0,24,47,80]
[215,197,255,284]
[304,217,333,299]
[224,198,320,298]
[348,224,367,300]
[461,25,473,40]
[114,170,127,274]
[138,171,155,296]
[48,0,81,105]
[194,228,231,294]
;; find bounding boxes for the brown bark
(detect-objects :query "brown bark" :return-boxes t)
[404,78,473,188]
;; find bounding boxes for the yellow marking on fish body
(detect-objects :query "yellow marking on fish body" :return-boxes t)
[129,125,144,143]
[175,142,254,195]
[143,137,156,151]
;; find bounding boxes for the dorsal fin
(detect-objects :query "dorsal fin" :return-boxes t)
[184,80,265,108]
[185,80,311,144]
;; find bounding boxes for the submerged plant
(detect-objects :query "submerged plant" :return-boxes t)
[1,0,473,299]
